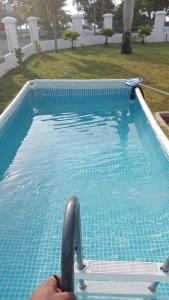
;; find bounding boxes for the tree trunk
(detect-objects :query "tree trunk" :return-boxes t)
[54,29,58,51]
[121,32,132,54]
[121,0,134,54]
[52,20,58,51]
[93,0,96,35]
[105,36,108,46]
[141,35,145,44]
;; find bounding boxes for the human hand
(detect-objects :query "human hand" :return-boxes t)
[29,276,75,300]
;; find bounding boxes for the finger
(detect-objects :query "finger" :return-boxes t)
[53,275,62,290]
[45,276,58,290]
[54,292,76,300]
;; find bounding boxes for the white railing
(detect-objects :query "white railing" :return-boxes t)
[0,34,123,79]
[0,9,169,80]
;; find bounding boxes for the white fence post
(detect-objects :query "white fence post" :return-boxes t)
[103,14,113,29]
[1,16,19,52]
[27,16,39,44]
[153,11,166,42]
[72,14,83,35]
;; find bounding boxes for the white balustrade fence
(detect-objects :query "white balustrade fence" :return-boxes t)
[0,11,168,79]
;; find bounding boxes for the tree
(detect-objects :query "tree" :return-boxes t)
[8,0,67,50]
[73,0,115,28]
[140,0,169,16]
[115,0,152,33]
[8,0,35,24]
[121,0,135,54]
[34,0,67,50]
[0,2,5,31]
[63,30,80,49]
[57,10,71,36]
[0,2,5,61]
[112,0,169,36]
[100,28,115,46]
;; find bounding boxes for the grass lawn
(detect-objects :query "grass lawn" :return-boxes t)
[0,43,169,136]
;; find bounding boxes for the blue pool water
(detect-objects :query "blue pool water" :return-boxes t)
[0,88,169,299]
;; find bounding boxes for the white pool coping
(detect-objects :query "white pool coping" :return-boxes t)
[136,87,169,157]
[0,79,168,158]
[0,80,31,132]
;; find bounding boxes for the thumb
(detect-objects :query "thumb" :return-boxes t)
[44,276,59,290]
[53,292,76,300]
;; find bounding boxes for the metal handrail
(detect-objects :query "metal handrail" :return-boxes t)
[60,196,86,293]
[148,257,169,292]
[60,197,169,295]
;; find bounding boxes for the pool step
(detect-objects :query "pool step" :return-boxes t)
[60,198,169,298]
[74,260,169,283]
[76,281,153,299]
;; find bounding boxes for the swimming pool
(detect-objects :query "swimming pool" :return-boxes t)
[0,80,169,299]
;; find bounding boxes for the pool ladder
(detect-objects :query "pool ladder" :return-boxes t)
[60,197,169,299]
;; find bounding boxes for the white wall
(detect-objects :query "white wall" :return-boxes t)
[0,44,35,77]
[0,52,16,77]
[164,28,169,42]
[144,28,169,43]
[40,39,73,51]
[40,34,123,51]
[22,43,35,61]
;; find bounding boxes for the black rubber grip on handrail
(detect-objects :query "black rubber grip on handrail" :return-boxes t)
[130,85,145,99]
[60,196,84,293]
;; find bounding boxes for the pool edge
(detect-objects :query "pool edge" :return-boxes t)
[0,80,32,131]
[136,87,169,156]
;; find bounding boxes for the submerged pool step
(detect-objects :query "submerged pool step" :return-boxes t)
[74,260,169,282]
[76,281,153,299]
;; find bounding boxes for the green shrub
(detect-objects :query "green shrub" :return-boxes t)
[14,48,24,67]
[100,28,115,46]
[34,40,42,55]
[63,30,80,49]
[138,25,152,44]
